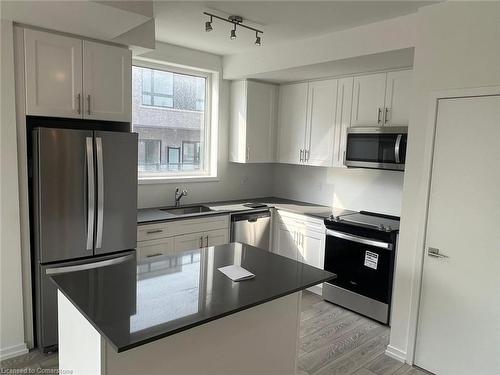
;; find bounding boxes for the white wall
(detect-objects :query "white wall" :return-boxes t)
[136,42,274,209]
[273,164,404,215]
[388,1,500,362]
[0,20,28,360]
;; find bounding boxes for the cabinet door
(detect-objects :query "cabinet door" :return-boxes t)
[275,224,299,261]
[384,70,412,126]
[351,73,386,126]
[246,81,277,163]
[229,80,247,163]
[305,79,338,166]
[24,29,83,118]
[277,83,308,164]
[298,229,325,269]
[174,232,204,252]
[137,238,175,261]
[333,77,353,167]
[83,41,131,122]
[205,228,229,247]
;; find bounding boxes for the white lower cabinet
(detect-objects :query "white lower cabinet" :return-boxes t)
[273,210,326,295]
[137,215,230,256]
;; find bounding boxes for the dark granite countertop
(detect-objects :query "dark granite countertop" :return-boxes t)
[138,197,352,224]
[50,243,335,353]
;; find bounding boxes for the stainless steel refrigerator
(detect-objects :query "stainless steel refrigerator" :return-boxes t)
[32,127,138,353]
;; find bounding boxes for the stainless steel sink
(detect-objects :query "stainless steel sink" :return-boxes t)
[160,205,213,215]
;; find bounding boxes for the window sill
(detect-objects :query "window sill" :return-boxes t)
[138,175,220,185]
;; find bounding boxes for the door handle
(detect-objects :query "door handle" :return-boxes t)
[77,93,81,114]
[87,95,91,115]
[300,149,304,162]
[385,108,390,124]
[427,247,449,259]
[304,150,309,163]
[377,108,382,124]
[205,235,209,247]
[85,137,95,251]
[95,137,104,249]
[199,236,203,248]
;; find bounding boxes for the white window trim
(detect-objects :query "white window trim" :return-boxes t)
[133,58,219,184]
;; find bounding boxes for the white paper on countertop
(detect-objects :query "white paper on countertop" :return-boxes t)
[218,265,255,281]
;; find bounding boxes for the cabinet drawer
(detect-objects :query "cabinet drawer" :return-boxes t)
[172,215,229,236]
[137,222,174,241]
[136,237,174,260]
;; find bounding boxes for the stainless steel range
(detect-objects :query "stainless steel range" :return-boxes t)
[322,211,400,324]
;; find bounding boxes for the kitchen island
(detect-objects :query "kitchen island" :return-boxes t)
[50,242,335,375]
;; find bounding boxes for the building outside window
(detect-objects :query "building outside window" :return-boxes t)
[132,63,212,180]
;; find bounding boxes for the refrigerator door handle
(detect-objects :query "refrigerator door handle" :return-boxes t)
[95,137,104,249]
[45,253,134,275]
[86,137,95,250]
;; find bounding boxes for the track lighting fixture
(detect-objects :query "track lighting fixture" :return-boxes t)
[205,16,213,32]
[203,12,263,46]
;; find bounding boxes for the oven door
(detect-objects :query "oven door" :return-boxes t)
[345,127,407,171]
[324,229,394,304]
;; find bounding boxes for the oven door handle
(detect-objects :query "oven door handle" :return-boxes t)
[326,229,393,250]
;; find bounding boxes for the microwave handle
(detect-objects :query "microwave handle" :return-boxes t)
[395,134,402,163]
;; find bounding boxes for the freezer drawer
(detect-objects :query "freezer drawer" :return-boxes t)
[231,211,271,251]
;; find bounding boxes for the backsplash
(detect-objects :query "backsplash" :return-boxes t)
[272,164,404,216]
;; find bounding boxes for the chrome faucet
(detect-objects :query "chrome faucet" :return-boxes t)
[174,187,188,207]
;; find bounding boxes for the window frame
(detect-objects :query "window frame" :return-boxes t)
[133,59,217,184]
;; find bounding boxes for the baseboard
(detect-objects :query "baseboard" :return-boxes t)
[0,343,29,361]
[385,345,407,363]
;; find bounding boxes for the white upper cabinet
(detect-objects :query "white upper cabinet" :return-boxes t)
[277,82,309,164]
[24,28,131,122]
[351,70,412,127]
[24,29,83,118]
[229,80,277,163]
[83,41,131,122]
[351,72,387,126]
[305,79,338,166]
[384,70,412,126]
[333,77,353,167]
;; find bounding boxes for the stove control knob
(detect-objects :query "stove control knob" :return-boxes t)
[378,224,386,231]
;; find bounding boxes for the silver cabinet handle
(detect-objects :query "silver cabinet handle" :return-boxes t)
[205,235,209,247]
[95,137,104,249]
[246,146,250,161]
[428,247,449,259]
[385,108,390,124]
[146,229,163,234]
[199,236,203,248]
[146,253,163,258]
[77,93,81,114]
[87,94,91,115]
[46,253,134,275]
[305,150,310,163]
[326,229,393,250]
[395,134,402,164]
[377,108,382,124]
[85,137,95,251]
[299,149,304,162]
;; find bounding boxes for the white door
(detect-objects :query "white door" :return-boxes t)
[83,41,131,122]
[246,81,277,163]
[205,228,229,247]
[384,70,412,126]
[415,95,500,374]
[277,82,308,164]
[305,79,338,166]
[275,224,298,261]
[174,232,204,252]
[351,73,386,126]
[333,77,353,167]
[24,29,83,118]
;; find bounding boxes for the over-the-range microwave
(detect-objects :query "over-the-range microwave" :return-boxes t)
[344,126,408,171]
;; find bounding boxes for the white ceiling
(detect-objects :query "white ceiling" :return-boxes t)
[154,1,435,56]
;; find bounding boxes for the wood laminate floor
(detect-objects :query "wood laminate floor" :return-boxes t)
[1,291,429,375]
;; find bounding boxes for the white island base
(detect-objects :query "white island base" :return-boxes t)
[57,290,303,375]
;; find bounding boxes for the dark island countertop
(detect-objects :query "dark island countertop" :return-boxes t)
[50,243,335,353]
[138,196,352,224]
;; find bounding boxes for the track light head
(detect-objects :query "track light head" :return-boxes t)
[230,25,237,40]
[205,21,213,32]
[255,33,261,46]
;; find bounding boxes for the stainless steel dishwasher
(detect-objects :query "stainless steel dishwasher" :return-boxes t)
[230,210,271,251]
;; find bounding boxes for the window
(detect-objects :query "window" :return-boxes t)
[132,63,213,180]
